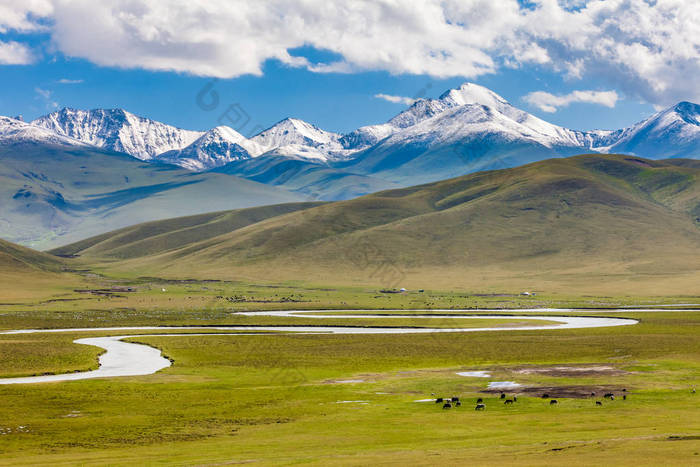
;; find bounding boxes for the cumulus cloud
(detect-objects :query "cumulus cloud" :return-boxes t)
[374,94,417,106]
[3,0,700,106]
[0,41,35,65]
[0,0,53,33]
[523,90,619,113]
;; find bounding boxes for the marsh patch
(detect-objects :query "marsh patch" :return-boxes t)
[512,365,627,377]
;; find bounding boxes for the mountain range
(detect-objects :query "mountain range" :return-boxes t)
[21,83,700,183]
[2,82,700,248]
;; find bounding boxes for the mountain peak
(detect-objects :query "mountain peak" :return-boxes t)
[671,101,700,125]
[439,82,510,108]
[156,125,262,171]
[32,108,202,160]
[251,117,341,153]
[0,115,87,147]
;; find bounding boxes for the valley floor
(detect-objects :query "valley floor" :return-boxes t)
[0,276,698,465]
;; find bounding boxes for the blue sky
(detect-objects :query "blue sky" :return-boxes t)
[1,1,695,135]
[0,51,657,134]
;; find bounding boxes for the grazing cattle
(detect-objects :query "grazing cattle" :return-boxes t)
[475,404,485,410]
[596,401,603,406]
[550,399,558,405]
[513,396,517,402]
[610,395,615,400]
[476,398,483,404]
[455,401,462,407]
[622,395,626,400]
[541,393,550,399]
[504,399,514,405]
[604,393,614,399]
[622,388,627,392]
[443,402,452,409]
[435,398,443,403]
[500,393,506,399]
[590,392,596,397]
[451,396,460,402]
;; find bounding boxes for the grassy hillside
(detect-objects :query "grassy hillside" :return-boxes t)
[0,238,64,273]
[50,202,323,259]
[0,142,306,249]
[0,238,86,301]
[59,154,700,294]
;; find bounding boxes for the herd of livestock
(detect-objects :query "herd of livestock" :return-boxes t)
[433,390,628,410]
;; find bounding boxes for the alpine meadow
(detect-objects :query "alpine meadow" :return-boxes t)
[0,2,699,466]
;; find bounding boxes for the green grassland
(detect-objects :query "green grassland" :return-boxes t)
[0,307,697,465]
[0,268,697,464]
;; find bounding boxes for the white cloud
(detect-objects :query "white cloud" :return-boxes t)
[0,41,35,65]
[374,94,417,106]
[56,78,83,84]
[0,0,53,33]
[524,90,619,113]
[3,1,700,106]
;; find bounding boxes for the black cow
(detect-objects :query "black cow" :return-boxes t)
[500,393,506,399]
[435,398,443,403]
[504,399,514,405]
[451,396,460,402]
[604,393,614,399]
[596,401,603,406]
[550,399,558,405]
[475,404,485,410]
[541,393,550,399]
[455,401,462,407]
[443,402,452,409]
[513,396,517,402]
[476,398,483,404]
[622,395,626,400]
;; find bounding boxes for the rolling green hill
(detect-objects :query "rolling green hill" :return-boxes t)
[0,238,64,273]
[0,238,84,301]
[56,154,700,294]
[0,142,306,250]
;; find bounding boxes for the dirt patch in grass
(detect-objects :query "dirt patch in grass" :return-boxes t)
[512,365,628,377]
[481,385,629,398]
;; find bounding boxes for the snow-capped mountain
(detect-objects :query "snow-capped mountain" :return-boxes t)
[156,126,262,171]
[251,118,347,161]
[13,82,700,191]
[252,118,340,150]
[0,116,87,147]
[603,102,700,158]
[32,108,202,160]
[340,83,613,152]
[339,83,621,183]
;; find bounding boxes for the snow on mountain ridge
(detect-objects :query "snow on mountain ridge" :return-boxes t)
[18,83,700,175]
[156,126,262,171]
[601,101,700,157]
[0,116,88,147]
[32,108,203,160]
[252,118,341,151]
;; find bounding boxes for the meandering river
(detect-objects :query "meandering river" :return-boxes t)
[0,310,639,385]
